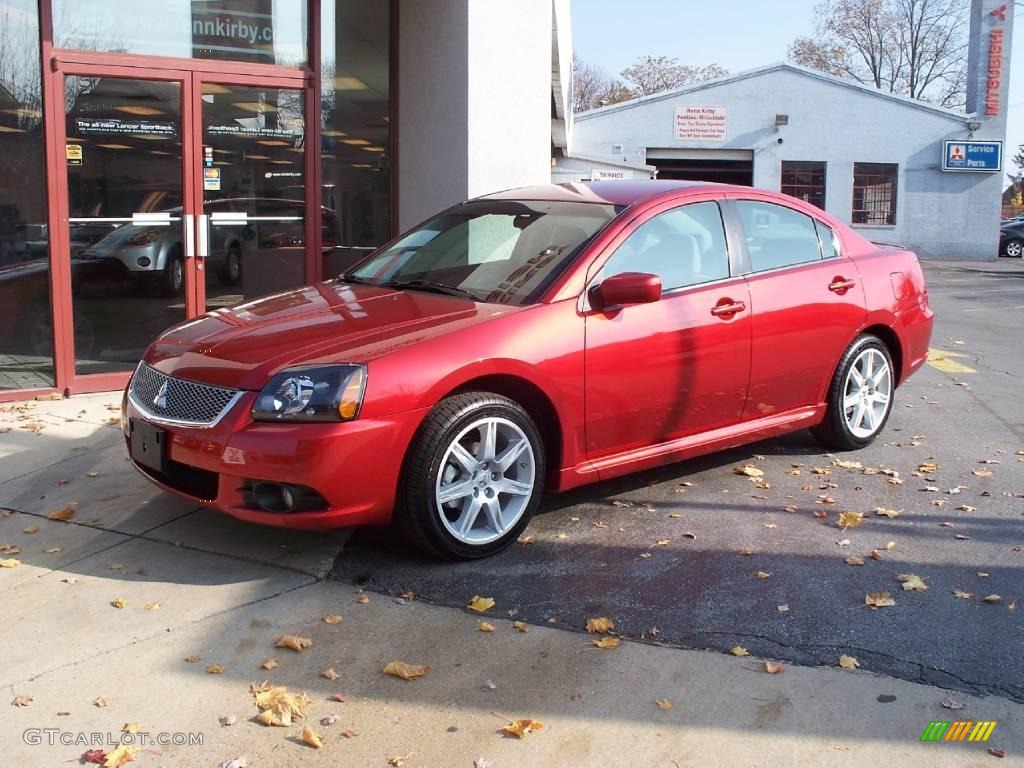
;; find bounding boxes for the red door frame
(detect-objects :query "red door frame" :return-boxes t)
[33,2,319,399]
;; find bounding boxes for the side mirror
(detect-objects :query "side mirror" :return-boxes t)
[591,272,662,309]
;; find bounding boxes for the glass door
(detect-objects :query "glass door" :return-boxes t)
[196,81,310,308]
[62,72,194,377]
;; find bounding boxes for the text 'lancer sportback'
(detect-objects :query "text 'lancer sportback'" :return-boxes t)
[123,181,933,559]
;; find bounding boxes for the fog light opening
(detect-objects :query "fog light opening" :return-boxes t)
[252,482,294,513]
[136,256,152,267]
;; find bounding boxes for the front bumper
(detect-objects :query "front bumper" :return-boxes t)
[122,390,429,530]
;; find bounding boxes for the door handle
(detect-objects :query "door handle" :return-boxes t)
[184,214,195,259]
[710,300,746,318]
[829,277,856,293]
[197,214,209,261]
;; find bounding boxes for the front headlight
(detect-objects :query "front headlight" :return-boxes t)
[252,364,366,422]
[126,229,161,246]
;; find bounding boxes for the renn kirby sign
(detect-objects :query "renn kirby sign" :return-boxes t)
[941,141,1002,172]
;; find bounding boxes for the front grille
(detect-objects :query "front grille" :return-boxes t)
[129,362,241,427]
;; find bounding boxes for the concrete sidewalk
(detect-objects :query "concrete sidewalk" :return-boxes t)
[2,394,1019,767]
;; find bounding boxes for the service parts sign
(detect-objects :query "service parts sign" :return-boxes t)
[674,106,727,141]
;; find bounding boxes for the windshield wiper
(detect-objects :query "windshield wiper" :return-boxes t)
[336,273,376,285]
[382,278,482,301]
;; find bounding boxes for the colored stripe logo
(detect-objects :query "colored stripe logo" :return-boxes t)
[920,721,997,742]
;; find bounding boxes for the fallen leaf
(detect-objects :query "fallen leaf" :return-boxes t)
[838,655,860,669]
[384,661,429,680]
[940,696,964,710]
[356,594,370,604]
[953,589,973,599]
[764,661,784,674]
[516,535,535,544]
[592,636,621,649]
[253,685,311,727]
[885,541,896,550]
[837,511,863,530]
[586,616,614,633]
[0,544,19,555]
[734,465,764,478]
[274,635,312,652]
[260,657,279,670]
[655,698,673,710]
[482,679,497,691]
[83,749,107,765]
[556,533,568,540]
[668,513,683,519]
[737,547,754,556]
[45,547,62,554]
[144,601,159,611]
[103,745,135,768]
[954,533,971,540]
[341,729,357,738]
[121,722,144,734]
[811,466,832,475]
[94,697,108,707]
[111,597,126,609]
[813,510,829,519]
[86,471,99,478]
[23,524,39,534]
[918,462,939,474]
[763,523,778,529]
[978,571,989,577]
[846,556,865,566]
[48,506,76,522]
[865,591,896,607]
[874,507,901,518]
[982,594,1002,604]
[501,719,544,739]
[321,667,339,681]
[512,620,528,632]
[328,693,348,702]
[869,549,884,560]
[653,538,671,546]
[834,460,863,470]
[972,469,993,478]
[897,573,928,592]
[322,614,342,625]
[207,664,225,674]
[729,646,749,657]
[219,715,236,726]
[320,714,340,726]
[479,621,496,632]
[467,595,495,613]
[0,558,20,568]
[12,694,32,707]
[756,571,771,580]
[988,748,1006,758]
[302,725,323,749]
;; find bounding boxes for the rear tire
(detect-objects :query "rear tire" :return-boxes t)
[219,245,242,285]
[811,334,894,451]
[395,392,545,560]
[1004,238,1023,258]
[160,250,184,296]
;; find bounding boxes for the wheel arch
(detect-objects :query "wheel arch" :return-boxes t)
[859,323,904,385]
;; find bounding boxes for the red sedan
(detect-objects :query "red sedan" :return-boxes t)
[123,181,933,559]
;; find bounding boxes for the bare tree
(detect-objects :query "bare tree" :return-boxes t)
[788,0,967,108]
[571,55,633,112]
[620,56,728,98]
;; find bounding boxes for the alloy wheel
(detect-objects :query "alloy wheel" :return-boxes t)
[842,347,892,438]
[434,416,536,545]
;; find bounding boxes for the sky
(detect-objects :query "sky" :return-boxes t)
[572,0,1024,181]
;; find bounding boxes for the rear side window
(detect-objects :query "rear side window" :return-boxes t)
[736,200,822,272]
[815,220,839,259]
[597,201,730,291]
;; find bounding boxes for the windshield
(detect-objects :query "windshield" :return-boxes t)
[344,200,619,305]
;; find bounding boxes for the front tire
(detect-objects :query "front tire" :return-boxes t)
[396,392,545,560]
[160,250,184,296]
[811,334,895,451]
[1004,238,1023,258]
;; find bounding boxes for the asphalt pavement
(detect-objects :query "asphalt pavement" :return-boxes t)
[336,258,1024,704]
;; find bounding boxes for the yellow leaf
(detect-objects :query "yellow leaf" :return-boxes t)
[321,667,339,681]
[93,696,108,707]
[592,636,621,649]
[512,620,528,633]
[501,719,544,738]
[86,471,99,478]
[23,524,39,534]
[253,685,310,727]
[885,541,896,550]
[144,602,159,611]
[845,556,865,566]
[865,591,895,608]
[737,547,754,556]
[48,506,76,522]
[586,617,615,633]
[274,635,313,652]
[121,722,144,734]
[0,558,20,568]
[322,614,343,625]
[261,658,279,670]
[111,597,127,609]
[557,532,569,540]
[838,655,860,670]
[729,646,749,657]
[982,594,1002,604]
[384,661,429,680]
[0,544,19,555]
[953,589,973,599]
[734,465,764,478]
[356,594,370,604]
[655,698,673,710]
[834,460,863,469]
[655,538,671,546]
[811,466,832,475]
[207,664,224,674]
[918,462,939,474]
[103,744,135,768]
[478,621,496,632]
[467,595,495,613]
[256,709,288,727]
[755,571,771,580]
[302,725,323,749]
[897,573,928,592]
[837,511,863,530]
[869,549,884,560]
[972,469,993,478]
[388,753,414,766]
[874,507,901,518]
[764,661,784,674]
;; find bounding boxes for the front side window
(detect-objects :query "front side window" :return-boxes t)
[736,200,822,272]
[852,163,898,225]
[780,161,826,210]
[597,202,730,291]
[347,200,618,305]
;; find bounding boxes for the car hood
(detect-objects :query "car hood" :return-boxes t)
[145,281,520,390]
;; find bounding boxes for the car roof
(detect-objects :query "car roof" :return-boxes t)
[477,180,740,208]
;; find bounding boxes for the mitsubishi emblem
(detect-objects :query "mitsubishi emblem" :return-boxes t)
[153,381,169,409]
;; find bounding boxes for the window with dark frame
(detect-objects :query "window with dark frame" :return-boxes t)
[852,163,898,225]
[780,161,826,210]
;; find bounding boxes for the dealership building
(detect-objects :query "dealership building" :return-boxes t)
[0,0,1013,401]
